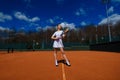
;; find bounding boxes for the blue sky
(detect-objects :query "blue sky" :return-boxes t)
[0,0,120,31]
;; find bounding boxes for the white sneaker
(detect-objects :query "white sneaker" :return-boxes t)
[66,60,71,66]
[55,60,58,66]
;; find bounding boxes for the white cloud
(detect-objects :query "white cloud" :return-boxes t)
[108,6,114,14]
[49,19,54,24]
[79,8,86,15]
[98,14,120,25]
[75,11,80,16]
[14,12,40,22]
[29,23,40,28]
[0,26,10,31]
[54,16,63,20]
[30,17,40,22]
[80,21,87,26]
[55,16,63,21]
[0,12,12,22]
[99,18,107,25]
[14,12,28,21]
[60,22,76,30]
[43,26,54,31]
[36,26,42,32]
[47,16,63,24]
[75,8,86,16]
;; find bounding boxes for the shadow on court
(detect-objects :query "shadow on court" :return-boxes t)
[57,59,71,67]
[58,59,66,64]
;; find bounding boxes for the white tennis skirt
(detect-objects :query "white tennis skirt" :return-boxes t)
[53,39,64,48]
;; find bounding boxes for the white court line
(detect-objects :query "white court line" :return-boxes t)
[61,63,66,80]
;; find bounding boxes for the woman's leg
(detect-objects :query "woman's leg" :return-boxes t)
[54,48,58,66]
[60,47,71,66]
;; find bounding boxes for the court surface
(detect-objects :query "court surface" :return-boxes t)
[0,51,120,80]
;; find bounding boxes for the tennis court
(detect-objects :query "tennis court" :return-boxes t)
[0,51,120,80]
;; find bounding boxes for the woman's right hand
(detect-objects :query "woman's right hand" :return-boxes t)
[51,36,59,40]
[55,36,63,40]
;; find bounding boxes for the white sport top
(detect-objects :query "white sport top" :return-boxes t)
[52,30,64,48]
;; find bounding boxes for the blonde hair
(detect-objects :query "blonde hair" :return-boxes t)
[56,24,63,30]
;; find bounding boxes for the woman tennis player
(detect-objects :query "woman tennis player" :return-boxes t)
[51,24,71,66]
